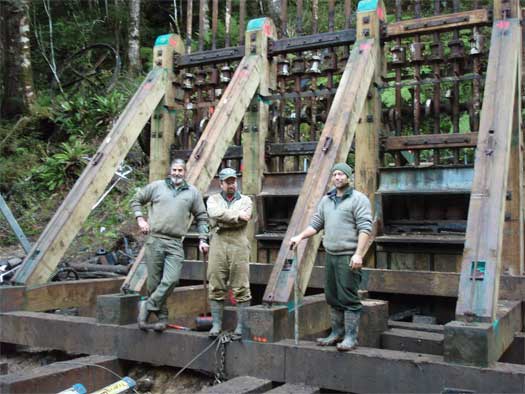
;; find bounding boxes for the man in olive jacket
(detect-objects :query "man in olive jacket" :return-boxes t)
[130,159,209,331]
[206,168,253,339]
[290,162,372,351]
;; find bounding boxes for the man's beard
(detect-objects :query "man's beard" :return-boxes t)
[172,176,184,185]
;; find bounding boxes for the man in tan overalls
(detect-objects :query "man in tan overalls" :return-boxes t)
[207,168,253,339]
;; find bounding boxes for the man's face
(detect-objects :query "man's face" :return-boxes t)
[332,170,349,189]
[170,164,186,185]
[220,177,237,195]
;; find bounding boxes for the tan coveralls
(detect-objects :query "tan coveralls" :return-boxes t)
[207,192,253,302]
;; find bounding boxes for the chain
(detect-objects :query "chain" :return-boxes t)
[214,333,233,384]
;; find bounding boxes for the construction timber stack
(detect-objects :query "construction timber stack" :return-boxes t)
[1,1,524,393]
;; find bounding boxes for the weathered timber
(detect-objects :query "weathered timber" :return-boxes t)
[0,355,123,394]
[388,320,444,333]
[494,0,521,19]
[266,383,320,394]
[381,328,443,356]
[355,1,384,268]
[445,300,522,367]
[456,19,521,322]
[502,8,524,276]
[243,19,276,261]
[386,9,490,38]
[263,38,377,304]
[197,376,272,394]
[2,311,525,393]
[500,332,525,364]
[96,293,140,325]
[179,261,525,300]
[382,133,478,151]
[149,34,185,181]
[122,32,265,293]
[13,68,168,286]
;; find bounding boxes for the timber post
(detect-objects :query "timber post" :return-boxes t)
[355,0,385,268]
[149,34,185,181]
[242,18,276,262]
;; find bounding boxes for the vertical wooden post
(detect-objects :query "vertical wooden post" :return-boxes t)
[149,34,185,181]
[355,0,385,267]
[242,18,276,262]
[502,5,523,275]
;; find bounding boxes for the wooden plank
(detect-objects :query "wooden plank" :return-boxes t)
[242,19,276,261]
[355,1,384,268]
[13,68,168,287]
[262,38,377,304]
[381,328,443,356]
[502,10,524,276]
[493,0,521,19]
[456,20,521,322]
[197,376,273,394]
[149,34,185,181]
[386,9,489,38]
[24,278,123,312]
[122,23,267,293]
[382,133,478,151]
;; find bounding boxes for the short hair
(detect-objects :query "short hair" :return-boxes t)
[170,158,186,169]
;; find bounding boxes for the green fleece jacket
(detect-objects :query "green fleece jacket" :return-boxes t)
[130,178,209,240]
[310,187,372,255]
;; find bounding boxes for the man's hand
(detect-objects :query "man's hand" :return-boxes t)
[199,240,209,254]
[350,253,363,270]
[239,212,251,222]
[137,217,150,235]
[290,235,303,250]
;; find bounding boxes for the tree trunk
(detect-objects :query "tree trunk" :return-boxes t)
[1,0,35,118]
[127,0,141,76]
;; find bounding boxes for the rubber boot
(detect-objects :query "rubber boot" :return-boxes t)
[316,308,344,346]
[153,312,168,332]
[336,310,360,351]
[232,301,249,340]
[208,300,224,338]
[138,300,152,331]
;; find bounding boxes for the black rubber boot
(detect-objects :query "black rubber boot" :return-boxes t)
[316,308,344,346]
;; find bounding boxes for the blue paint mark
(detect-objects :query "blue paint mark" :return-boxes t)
[357,0,379,12]
[154,34,171,46]
[493,319,499,336]
[247,18,266,32]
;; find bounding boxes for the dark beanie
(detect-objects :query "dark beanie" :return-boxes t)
[332,162,353,178]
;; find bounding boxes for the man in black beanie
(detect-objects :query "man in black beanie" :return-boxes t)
[290,162,372,351]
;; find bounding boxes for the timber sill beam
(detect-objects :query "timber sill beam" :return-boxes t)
[382,132,478,152]
[13,68,168,286]
[262,38,377,304]
[455,18,522,322]
[386,9,490,38]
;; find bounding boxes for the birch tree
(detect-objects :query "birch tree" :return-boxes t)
[127,0,141,76]
[1,0,36,118]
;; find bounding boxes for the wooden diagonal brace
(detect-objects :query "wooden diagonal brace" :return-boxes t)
[13,68,168,286]
[455,19,521,322]
[262,39,377,304]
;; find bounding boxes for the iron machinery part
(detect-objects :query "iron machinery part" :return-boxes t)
[51,266,80,282]
[53,44,121,94]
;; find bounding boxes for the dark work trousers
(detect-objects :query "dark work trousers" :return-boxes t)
[324,253,362,312]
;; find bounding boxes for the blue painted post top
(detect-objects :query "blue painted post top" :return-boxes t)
[154,34,178,47]
[247,17,268,32]
[357,0,379,13]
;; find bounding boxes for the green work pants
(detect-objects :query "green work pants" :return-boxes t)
[207,231,251,303]
[325,253,362,312]
[144,235,184,318]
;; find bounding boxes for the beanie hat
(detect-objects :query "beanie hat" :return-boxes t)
[332,162,353,179]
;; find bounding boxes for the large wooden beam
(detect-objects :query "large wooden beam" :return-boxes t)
[355,0,384,268]
[386,9,489,38]
[122,21,268,293]
[13,68,168,286]
[1,311,525,393]
[263,38,377,304]
[455,19,521,322]
[149,34,185,181]
[242,18,276,261]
